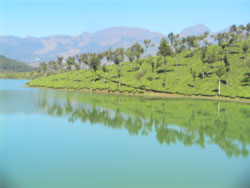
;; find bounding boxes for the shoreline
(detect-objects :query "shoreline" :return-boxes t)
[27,85,250,104]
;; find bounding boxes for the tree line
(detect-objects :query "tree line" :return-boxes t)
[37,23,250,95]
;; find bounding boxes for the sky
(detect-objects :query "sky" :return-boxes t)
[0,0,249,37]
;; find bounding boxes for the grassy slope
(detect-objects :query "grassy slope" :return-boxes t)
[28,40,250,98]
[0,55,33,73]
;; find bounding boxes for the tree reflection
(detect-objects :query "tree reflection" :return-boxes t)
[36,90,250,158]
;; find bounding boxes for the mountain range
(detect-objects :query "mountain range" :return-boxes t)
[0,24,220,64]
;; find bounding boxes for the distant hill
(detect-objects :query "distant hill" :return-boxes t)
[0,27,165,63]
[179,24,210,37]
[0,24,233,63]
[0,55,33,73]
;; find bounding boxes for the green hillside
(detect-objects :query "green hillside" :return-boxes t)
[0,55,34,73]
[28,39,250,99]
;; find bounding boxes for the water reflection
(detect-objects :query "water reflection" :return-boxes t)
[34,89,250,158]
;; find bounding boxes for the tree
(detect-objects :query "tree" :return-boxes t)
[143,39,152,57]
[113,48,124,88]
[200,46,208,79]
[39,62,47,76]
[131,42,144,73]
[158,38,173,87]
[229,24,239,47]
[136,69,147,89]
[246,23,250,37]
[239,25,246,35]
[168,33,174,46]
[57,56,63,73]
[172,34,185,66]
[52,61,58,74]
[125,47,135,72]
[147,56,159,83]
[102,64,107,84]
[89,54,100,82]
[48,60,57,74]
[205,48,217,73]
[215,66,226,95]
[215,32,230,54]
[186,35,199,56]
[223,55,230,86]
[79,53,90,69]
[242,41,249,61]
[74,61,80,71]
[66,56,75,80]
[105,48,113,65]
[98,52,104,61]
[230,24,237,34]
[66,56,75,72]
[74,55,81,82]
[199,31,209,46]
[190,67,197,88]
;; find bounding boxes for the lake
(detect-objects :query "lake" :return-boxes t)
[0,79,250,188]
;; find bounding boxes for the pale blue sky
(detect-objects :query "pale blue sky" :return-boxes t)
[0,0,249,37]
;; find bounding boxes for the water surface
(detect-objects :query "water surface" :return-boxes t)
[0,79,250,188]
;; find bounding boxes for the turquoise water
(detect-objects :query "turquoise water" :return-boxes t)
[0,79,250,188]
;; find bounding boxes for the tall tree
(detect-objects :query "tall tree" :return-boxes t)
[238,25,246,38]
[246,23,250,37]
[113,48,124,88]
[105,48,113,65]
[74,57,80,71]
[48,60,57,74]
[66,56,75,80]
[89,54,101,83]
[82,53,91,69]
[39,62,47,76]
[230,25,237,34]
[158,38,173,87]
[205,48,217,73]
[167,33,174,46]
[52,61,58,74]
[74,56,81,82]
[199,31,209,46]
[172,34,185,66]
[125,47,135,72]
[143,39,152,57]
[147,56,159,83]
[102,64,107,85]
[66,56,75,72]
[223,55,230,86]
[215,32,230,55]
[98,52,104,61]
[200,46,208,79]
[186,35,199,55]
[57,56,63,73]
[242,41,249,61]
[215,66,226,95]
[131,42,144,73]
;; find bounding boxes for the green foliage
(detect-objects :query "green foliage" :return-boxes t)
[242,41,250,60]
[186,35,199,50]
[216,66,226,78]
[28,39,250,99]
[89,54,100,72]
[158,38,172,57]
